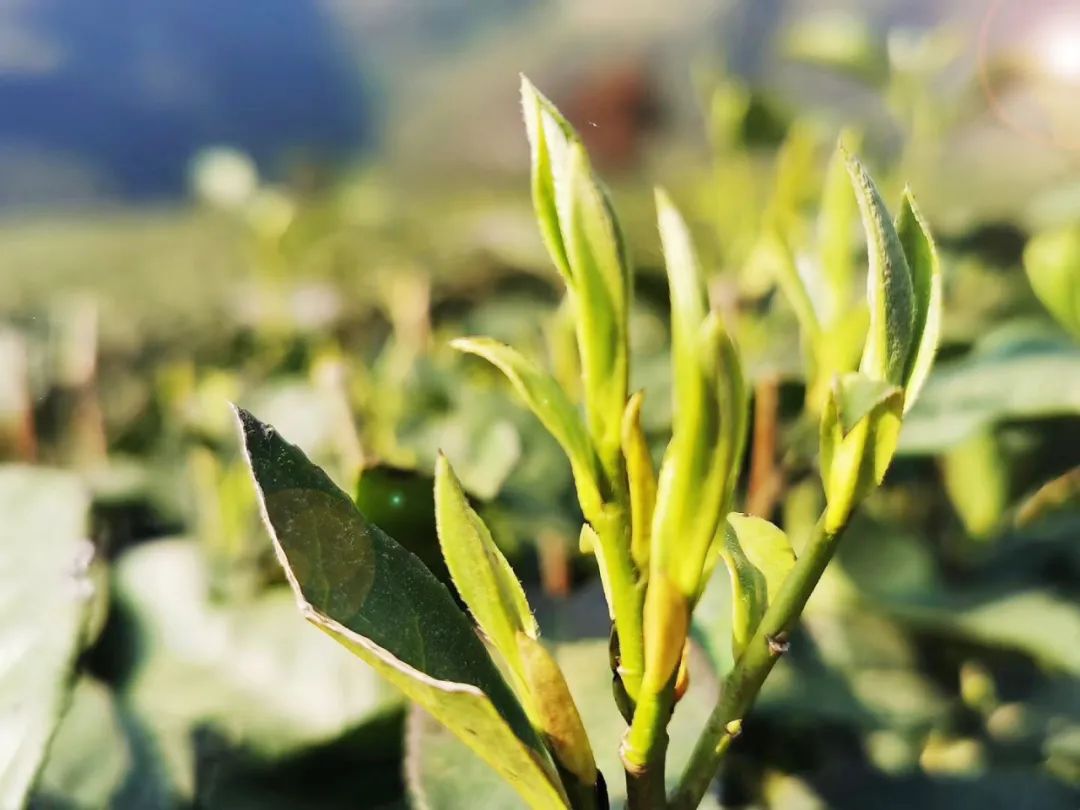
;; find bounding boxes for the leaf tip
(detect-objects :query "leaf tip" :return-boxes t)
[653,185,674,212]
[449,336,480,354]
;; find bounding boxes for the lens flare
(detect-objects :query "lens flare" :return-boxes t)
[979,1,1080,150]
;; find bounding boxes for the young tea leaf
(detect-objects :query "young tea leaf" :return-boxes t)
[720,515,796,659]
[560,142,631,463]
[817,130,861,323]
[452,337,604,519]
[651,194,749,599]
[235,407,567,809]
[751,223,822,350]
[652,192,747,598]
[517,633,598,793]
[843,148,916,386]
[719,526,767,659]
[521,76,575,283]
[522,77,630,465]
[435,454,537,695]
[895,188,942,412]
[819,373,903,531]
[622,391,656,573]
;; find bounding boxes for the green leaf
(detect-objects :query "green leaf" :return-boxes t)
[578,523,613,616]
[236,408,567,809]
[720,514,796,658]
[520,76,575,284]
[1024,225,1080,340]
[817,129,861,324]
[33,678,131,809]
[656,188,709,392]
[354,464,450,587]
[516,634,597,792]
[752,223,821,346]
[820,373,904,531]
[885,590,1080,677]
[942,430,1009,540]
[621,390,656,572]
[652,192,749,598]
[728,514,797,598]
[895,188,943,412]
[115,538,395,797]
[407,635,724,809]
[521,77,630,463]
[899,335,1080,454]
[843,148,916,386]
[452,337,603,519]
[560,142,631,462]
[434,454,537,697]
[0,466,93,808]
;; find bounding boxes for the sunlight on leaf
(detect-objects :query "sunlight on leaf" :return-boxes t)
[236,407,567,809]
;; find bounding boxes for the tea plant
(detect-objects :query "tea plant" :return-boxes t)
[237,77,941,809]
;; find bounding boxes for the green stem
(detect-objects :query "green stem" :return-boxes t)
[595,503,645,698]
[669,515,847,810]
[622,678,673,809]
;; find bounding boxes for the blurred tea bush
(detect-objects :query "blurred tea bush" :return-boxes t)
[2,4,1079,809]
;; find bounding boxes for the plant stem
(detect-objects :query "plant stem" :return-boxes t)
[669,515,847,810]
[625,740,668,810]
[622,679,673,809]
[596,503,645,698]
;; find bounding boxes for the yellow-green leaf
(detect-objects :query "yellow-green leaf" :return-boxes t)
[517,633,597,791]
[817,129,861,323]
[942,430,1008,540]
[819,373,903,531]
[578,523,612,617]
[651,196,749,598]
[521,77,630,465]
[843,148,916,386]
[656,188,709,395]
[622,391,656,573]
[751,223,821,346]
[521,76,575,284]
[896,188,942,412]
[435,454,538,696]
[720,514,796,658]
[236,407,567,809]
[561,142,631,462]
[1023,225,1080,340]
[452,337,603,519]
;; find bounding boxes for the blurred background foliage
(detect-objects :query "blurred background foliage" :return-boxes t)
[1,1,1079,808]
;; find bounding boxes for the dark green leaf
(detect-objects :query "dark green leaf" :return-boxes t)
[236,408,565,808]
[354,464,449,586]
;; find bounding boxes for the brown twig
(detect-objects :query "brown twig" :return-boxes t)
[745,374,782,518]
